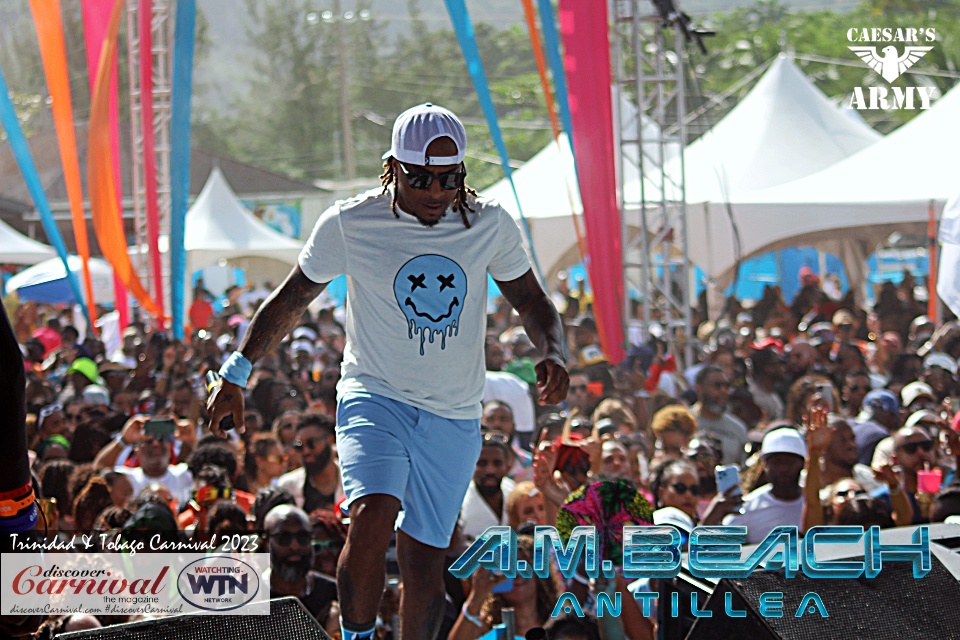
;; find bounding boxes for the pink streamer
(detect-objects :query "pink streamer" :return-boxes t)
[559,0,625,363]
[82,0,129,328]
[139,0,165,328]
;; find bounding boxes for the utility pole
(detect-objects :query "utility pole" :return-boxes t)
[332,0,356,179]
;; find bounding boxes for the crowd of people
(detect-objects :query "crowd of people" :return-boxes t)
[4,265,959,639]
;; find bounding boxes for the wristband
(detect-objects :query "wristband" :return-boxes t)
[219,351,253,388]
[0,504,38,533]
[461,604,484,628]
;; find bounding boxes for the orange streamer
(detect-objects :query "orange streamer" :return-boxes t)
[87,0,160,317]
[520,0,588,267]
[29,0,97,325]
[520,0,560,140]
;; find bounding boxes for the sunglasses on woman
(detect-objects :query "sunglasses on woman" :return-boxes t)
[898,440,934,455]
[669,482,701,496]
[398,162,466,191]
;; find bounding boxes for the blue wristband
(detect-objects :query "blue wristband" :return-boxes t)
[219,351,253,388]
[0,504,38,533]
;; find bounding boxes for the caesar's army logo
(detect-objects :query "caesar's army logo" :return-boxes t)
[847,27,937,110]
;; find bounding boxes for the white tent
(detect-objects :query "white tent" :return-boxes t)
[0,217,55,264]
[185,167,302,274]
[483,96,676,281]
[6,256,114,304]
[661,55,882,203]
[692,81,960,290]
[483,56,883,283]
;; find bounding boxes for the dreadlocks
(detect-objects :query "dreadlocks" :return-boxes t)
[380,158,477,228]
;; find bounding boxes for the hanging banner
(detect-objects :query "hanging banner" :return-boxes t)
[559,0,625,363]
[0,65,87,312]
[443,0,545,284]
[169,0,197,339]
[139,0,166,328]
[88,0,161,318]
[28,0,95,327]
[82,0,130,326]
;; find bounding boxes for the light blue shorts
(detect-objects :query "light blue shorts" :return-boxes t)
[336,392,482,548]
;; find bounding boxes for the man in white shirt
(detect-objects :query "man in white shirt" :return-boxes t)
[724,428,806,544]
[460,436,516,542]
[207,104,568,640]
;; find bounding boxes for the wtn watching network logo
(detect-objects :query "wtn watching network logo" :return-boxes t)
[847,27,937,110]
[176,556,261,612]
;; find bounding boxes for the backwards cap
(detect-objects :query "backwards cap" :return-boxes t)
[383,103,466,166]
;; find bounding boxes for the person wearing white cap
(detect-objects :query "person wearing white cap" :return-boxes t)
[920,352,958,403]
[207,103,569,640]
[723,427,807,543]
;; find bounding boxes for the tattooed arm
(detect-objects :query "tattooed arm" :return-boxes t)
[237,266,329,362]
[206,266,328,436]
[494,269,569,405]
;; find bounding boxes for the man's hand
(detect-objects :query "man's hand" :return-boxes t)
[119,415,149,446]
[207,379,245,438]
[535,355,569,406]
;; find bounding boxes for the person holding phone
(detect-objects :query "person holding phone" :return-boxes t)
[207,104,568,640]
[448,534,563,640]
[92,415,195,506]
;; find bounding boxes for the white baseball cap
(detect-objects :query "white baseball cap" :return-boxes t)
[652,506,695,533]
[761,427,807,460]
[924,352,958,376]
[383,103,466,166]
[901,381,936,408]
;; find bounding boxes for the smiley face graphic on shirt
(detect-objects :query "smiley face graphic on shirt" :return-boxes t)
[393,255,468,355]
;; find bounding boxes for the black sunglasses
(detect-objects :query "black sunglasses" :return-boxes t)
[293,436,326,451]
[398,162,466,191]
[898,440,935,455]
[271,531,311,547]
[669,482,701,496]
[482,432,510,445]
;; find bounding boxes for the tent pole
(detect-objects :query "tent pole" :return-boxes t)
[928,199,938,324]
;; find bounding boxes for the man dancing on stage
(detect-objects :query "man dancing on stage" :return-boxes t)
[208,103,569,640]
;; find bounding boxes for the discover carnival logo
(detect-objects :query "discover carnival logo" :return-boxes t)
[846,27,937,110]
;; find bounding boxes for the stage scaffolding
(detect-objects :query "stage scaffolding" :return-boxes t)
[611,0,696,363]
[126,0,174,300]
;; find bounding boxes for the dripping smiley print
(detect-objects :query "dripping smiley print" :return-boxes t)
[393,255,467,355]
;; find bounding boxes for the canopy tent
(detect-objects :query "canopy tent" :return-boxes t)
[5,255,114,304]
[690,82,960,292]
[0,217,55,264]
[482,96,676,282]
[656,55,882,203]
[184,166,302,273]
[483,56,883,284]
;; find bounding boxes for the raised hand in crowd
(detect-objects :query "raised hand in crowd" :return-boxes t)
[801,405,831,530]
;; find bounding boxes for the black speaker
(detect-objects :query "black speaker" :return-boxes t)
[685,554,960,640]
[59,597,332,640]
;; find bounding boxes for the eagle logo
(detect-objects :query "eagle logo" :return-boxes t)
[848,45,933,83]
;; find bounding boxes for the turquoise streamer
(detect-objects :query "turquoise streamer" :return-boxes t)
[169,0,196,339]
[0,64,91,323]
[443,0,545,284]
[536,0,575,146]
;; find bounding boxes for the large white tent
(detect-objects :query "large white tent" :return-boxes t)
[483,56,884,283]
[483,96,675,281]
[658,55,882,203]
[184,166,303,273]
[691,81,960,291]
[0,217,55,264]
